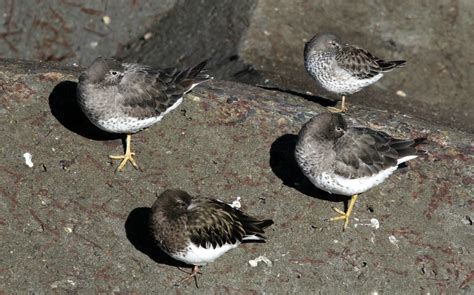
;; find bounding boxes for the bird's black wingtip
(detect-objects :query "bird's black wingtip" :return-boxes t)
[188,59,213,81]
[378,59,407,71]
[414,137,428,146]
[260,219,274,229]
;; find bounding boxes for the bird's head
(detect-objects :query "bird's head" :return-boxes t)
[304,32,341,57]
[79,56,124,86]
[299,112,347,142]
[154,189,193,220]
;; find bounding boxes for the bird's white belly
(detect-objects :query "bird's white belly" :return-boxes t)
[173,241,239,266]
[97,97,183,133]
[97,116,162,133]
[311,58,383,94]
[312,168,397,196]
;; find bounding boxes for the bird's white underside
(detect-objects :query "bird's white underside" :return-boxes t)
[172,233,264,266]
[327,67,383,94]
[307,53,383,94]
[311,155,418,196]
[173,241,240,266]
[97,96,184,133]
[96,81,205,133]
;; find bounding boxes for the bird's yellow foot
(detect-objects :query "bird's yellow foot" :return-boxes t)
[109,151,139,171]
[330,207,352,229]
[327,106,346,113]
[330,194,358,230]
[327,96,348,113]
[175,265,200,288]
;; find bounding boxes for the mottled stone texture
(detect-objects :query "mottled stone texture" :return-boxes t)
[0,0,176,63]
[238,0,474,133]
[0,60,472,293]
[1,1,472,132]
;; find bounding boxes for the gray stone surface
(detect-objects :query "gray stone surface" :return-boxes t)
[0,60,472,293]
[0,0,176,64]
[238,0,474,133]
[117,0,257,81]
[1,1,472,132]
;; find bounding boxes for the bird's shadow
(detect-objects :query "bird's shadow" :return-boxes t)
[125,207,188,268]
[256,85,338,108]
[269,134,349,204]
[48,81,122,141]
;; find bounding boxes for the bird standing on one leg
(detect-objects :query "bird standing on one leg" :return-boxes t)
[149,189,273,287]
[304,32,406,113]
[295,113,426,230]
[77,57,211,171]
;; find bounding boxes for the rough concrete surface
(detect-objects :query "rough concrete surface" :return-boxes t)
[0,60,473,293]
[1,1,472,133]
[0,0,176,64]
[237,0,474,133]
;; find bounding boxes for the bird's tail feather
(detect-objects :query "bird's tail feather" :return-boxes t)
[377,59,406,72]
[392,136,427,159]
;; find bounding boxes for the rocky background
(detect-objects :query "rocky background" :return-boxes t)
[0,0,473,293]
[1,0,473,132]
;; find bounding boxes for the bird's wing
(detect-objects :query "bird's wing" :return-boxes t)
[335,45,384,79]
[334,127,420,179]
[118,61,210,117]
[187,198,272,249]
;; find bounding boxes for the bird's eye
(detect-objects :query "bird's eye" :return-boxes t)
[110,71,118,76]
[176,200,186,208]
[335,126,344,133]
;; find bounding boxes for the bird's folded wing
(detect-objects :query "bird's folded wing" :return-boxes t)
[335,45,383,79]
[186,199,247,248]
[334,127,400,179]
[118,65,196,117]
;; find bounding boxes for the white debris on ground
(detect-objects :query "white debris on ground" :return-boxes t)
[389,235,399,247]
[50,278,76,289]
[229,196,242,209]
[143,32,153,40]
[396,90,407,97]
[370,218,380,229]
[248,255,272,267]
[23,152,33,168]
[354,218,380,229]
[187,94,201,102]
[102,15,111,25]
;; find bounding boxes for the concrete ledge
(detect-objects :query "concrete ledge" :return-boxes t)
[0,60,472,293]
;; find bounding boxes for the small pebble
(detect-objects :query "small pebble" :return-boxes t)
[102,15,111,25]
[248,255,272,267]
[396,90,407,97]
[144,32,153,40]
[23,152,33,168]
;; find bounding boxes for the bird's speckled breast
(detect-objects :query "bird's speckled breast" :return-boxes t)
[305,52,382,95]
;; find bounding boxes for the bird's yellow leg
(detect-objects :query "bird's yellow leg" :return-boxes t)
[327,95,348,113]
[330,194,358,230]
[109,134,139,171]
[340,96,347,112]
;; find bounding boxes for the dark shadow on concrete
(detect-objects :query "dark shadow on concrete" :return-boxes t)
[48,81,122,141]
[269,134,349,204]
[125,207,188,268]
[256,85,337,108]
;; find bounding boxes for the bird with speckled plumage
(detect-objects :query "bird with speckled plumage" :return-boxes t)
[304,32,406,113]
[77,57,211,171]
[295,112,426,230]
